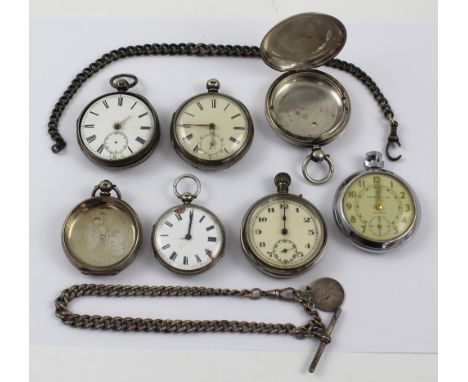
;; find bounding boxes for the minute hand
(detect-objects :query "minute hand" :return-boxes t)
[180,123,212,127]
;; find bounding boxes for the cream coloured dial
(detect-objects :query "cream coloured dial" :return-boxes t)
[244,197,326,270]
[343,172,416,241]
[174,93,250,161]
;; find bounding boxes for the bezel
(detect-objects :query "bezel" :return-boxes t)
[151,203,226,275]
[240,193,327,278]
[170,91,254,171]
[76,91,160,168]
[62,195,142,275]
[333,167,420,252]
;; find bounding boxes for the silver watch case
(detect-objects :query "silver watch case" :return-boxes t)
[76,91,160,169]
[151,203,226,275]
[170,90,254,171]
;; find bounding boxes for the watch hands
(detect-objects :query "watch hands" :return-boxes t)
[185,210,194,240]
[181,122,216,128]
[114,115,132,130]
[282,202,288,235]
[375,182,383,211]
[181,123,211,127]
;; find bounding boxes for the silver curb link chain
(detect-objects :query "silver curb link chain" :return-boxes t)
[47,43,401,160]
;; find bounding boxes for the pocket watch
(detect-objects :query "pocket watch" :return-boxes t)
[241,172,327,278]
[77,74,160,168]
[152,174,226,275]
[170,79,254,170]
[62,180,142,275]
[333,151,420,252]
[261,13,350,184]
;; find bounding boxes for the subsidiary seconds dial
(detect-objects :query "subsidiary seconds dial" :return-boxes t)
[171,79,254,170]
[334,151,419,252]
[241,173,327,278]
[77,74,160,168]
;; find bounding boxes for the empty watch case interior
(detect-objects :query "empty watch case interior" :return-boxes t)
[261,13,351,184]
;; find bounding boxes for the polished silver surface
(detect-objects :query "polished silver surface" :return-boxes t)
[260,13,347,72]
[333,153,420,252]
[265,70,350,148]
[173,173,202,204]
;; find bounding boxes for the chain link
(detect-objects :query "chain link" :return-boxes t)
[55,283,329,342]
[47,42,401,160]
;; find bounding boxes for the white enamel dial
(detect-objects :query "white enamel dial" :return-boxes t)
[152,205,225,273]
[173,93,251,162]
[78,93,156,162]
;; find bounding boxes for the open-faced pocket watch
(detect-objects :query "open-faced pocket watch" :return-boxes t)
[77,74,160,168]
[152,174,226,275]
[62,180,142,275]
[261,13,350,184]
[170,79,254,170]
[241,172,327,278]
[333,151,420,252]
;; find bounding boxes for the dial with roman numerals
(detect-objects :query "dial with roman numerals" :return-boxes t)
[77,74,160,168]
[151,174,225,275]
[152,205,225,274]
[171,79,254,170]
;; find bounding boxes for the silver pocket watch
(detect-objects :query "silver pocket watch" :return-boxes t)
[261,13,350,184]
[170,79,254,170]
[152,174,226,275]
[77,74,160,168]
[241,172,327,278]
[62,180,142,275]
[334,151,420,252]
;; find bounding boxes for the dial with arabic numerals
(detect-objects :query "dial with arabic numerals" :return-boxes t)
[171,79,254,170]
[241,173,327,278]
[77,74,160,168]
[152,205,225,274]
[334,151,419,252]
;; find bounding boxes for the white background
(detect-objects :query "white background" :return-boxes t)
[28,1,437,381]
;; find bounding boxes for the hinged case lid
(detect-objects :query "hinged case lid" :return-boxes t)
[260,13,347,72]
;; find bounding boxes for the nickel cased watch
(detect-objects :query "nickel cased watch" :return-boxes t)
[241,172,327,278]
[333,151,420,252]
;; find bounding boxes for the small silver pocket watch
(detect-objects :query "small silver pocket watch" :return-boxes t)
[241,173,327,278]
[152,174,226,275]
[334,151,420,252]
[77,74,160,168]
[62,180,142,275]
[170,79,254,170]
[261,13,350,184]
